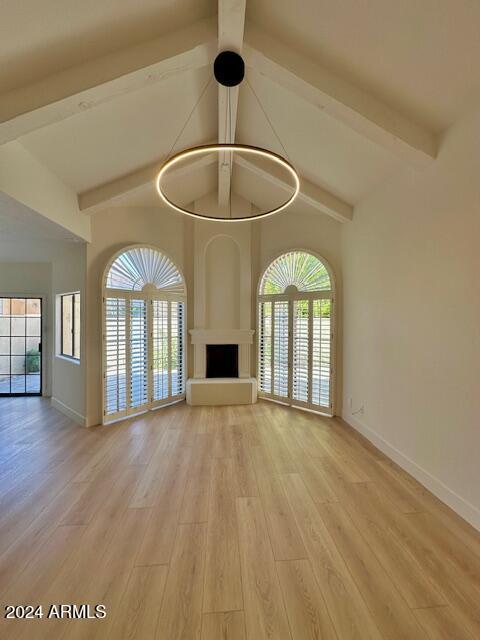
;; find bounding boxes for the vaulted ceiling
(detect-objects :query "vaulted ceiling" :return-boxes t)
[1,0,480,237]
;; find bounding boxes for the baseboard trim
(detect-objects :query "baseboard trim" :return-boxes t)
[342,407,480,532]
[51,397,86,427]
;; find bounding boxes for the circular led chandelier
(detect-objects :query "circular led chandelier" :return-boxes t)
[155,51,299,222]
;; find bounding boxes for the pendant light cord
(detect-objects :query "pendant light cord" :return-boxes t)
[246,77,291,162]
[228,86,233,218]
[164,75,214,161]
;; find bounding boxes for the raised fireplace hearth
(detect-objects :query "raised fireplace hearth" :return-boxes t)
[206,344,238,378]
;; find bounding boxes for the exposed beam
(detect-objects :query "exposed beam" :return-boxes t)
[217,0,246,205]
[0,18,217,145]
[243,24,437,167]
[235,154,353,223]
[79,153,217,213]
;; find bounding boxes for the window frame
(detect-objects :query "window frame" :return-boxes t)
[59,292,81,362]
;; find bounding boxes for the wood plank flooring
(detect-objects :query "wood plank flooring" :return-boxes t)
[0,396,479,639]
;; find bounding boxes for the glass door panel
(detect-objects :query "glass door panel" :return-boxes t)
[0,297,42,396]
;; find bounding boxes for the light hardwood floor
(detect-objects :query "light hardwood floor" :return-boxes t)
[0,397,479,639]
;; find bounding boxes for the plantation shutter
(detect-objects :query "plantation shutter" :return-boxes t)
[171,301,184,396]
[129,298,148,409]
[152,300,169,401]
[273,301,289,398]
[104,297,127,417]
[258,301,272,393]
[312,299,331,409]
[292,300,310,402]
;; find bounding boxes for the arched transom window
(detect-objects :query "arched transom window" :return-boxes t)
[260,250,331,294]
[106,246,185,293]
[103,246,186,423]
[258,250,335,414]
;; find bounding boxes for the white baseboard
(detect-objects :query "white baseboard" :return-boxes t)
[342,407,480,532]
[51,397,86,427]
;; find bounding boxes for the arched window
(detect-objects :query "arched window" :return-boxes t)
[258,251,335,414]
[103,245,186,423]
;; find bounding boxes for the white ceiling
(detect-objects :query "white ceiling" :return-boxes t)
[3,0,480,228]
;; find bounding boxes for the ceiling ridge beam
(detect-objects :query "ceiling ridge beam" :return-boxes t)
[79,151,218,213]
[0,17,217,145]
[217,0,246,205]
[243,22,437,167]
[235,154,353,223]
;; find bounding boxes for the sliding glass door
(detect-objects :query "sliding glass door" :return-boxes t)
[0,297,42,396]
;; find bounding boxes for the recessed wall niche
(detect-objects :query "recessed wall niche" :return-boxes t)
[205,235,240,330]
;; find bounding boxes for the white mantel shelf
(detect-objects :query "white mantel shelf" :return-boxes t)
[189,329,254,344]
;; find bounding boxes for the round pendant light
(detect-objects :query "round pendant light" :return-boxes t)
[155,51,299,221]
[156,143,299,222]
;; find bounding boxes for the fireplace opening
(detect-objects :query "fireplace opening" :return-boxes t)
[206,344,238,378]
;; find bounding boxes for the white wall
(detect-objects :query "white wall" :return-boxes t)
[51,243,86,424]
[342,106,480,528]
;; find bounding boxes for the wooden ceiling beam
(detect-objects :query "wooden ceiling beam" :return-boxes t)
[79,152,218,213]
[235,154,353,223]
[243,24,437,167]
[0,18,217,145]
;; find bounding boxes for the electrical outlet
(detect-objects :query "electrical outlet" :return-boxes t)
[348,397,353,408]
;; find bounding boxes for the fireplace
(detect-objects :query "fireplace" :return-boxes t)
[206,344,238,378]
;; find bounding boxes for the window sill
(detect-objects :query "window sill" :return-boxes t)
[56,354,81,366]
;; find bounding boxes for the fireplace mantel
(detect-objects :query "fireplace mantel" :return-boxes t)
[189,329,254,379]
[189,329,254,345]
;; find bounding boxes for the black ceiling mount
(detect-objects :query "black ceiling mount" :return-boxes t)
[214,50,245,87]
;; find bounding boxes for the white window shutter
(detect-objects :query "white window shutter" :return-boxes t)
[104,297,127,417]
[129,298,148,409]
